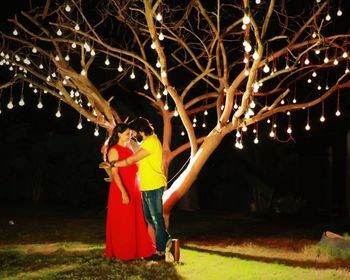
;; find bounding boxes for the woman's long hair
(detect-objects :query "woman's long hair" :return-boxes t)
[107,123,129,152]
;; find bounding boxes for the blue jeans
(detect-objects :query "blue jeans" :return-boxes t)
[142,187,170,253]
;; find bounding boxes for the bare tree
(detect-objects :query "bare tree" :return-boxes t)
[1,0,349,221]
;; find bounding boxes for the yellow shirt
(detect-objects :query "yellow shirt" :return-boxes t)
[138,134,167,191]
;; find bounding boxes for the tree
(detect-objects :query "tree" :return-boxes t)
[1,0,349,219]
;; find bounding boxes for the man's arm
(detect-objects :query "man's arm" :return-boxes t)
[114,148,150,167]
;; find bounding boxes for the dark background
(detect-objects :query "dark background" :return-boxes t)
[0,1,350,218]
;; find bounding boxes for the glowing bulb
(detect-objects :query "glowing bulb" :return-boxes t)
[244,69,249,76]
[156,13,163,21]
[345,68,349,74]
[19,98,25,106]
[287,127,292,134]
[104,58,110,65]
[254,137,259,144]
[293,98,297,104]
[174,109,179,117]
[317,85,322,90]
[74,24,80,31]
[159,31,164,41]
[249,100,256,108]
[324,56,329,63]
[312,31,317,38]
[244,42,252,53]
[7,101,14,109]
[13,29,18,36]
[55,110,61,118]
[281,99,285,105]
[55,55,60,61]
[163,88,168,95]
[57,29,62,36]
[320,115,325,122]
[263,64,270,73]
[71,42,77,48]
[335,110,341,116]
[334,59,339,65]
[255,0,261,3]
[37,101,43,109]
[241,24,247,30]
[337,9,343,16]
[307,78,312,83]
[161,70,167,78]
[304,58,310,65]
[267,118,271,124]
[130,71,135,79]
[144,81,149,90]
[342,51,348,58]
[65,4,71,12]
[156,59,161,68]
[181,131,185,136]
[242,14,250,25]
[252,50,259,60]
[65,54,70,61]
[151,42,156,49]
[90,49,95,56]
[325,14,331,21]
[39,63,44,69]
[242,125,248,132]
[156,92,161,99]
[32,47,37,53]
[77,122,83,130]
[164,103,169,111]
[315,49,320,55]
[269,130,275,137]
[81,69,86,76]
[204,110,208,115]
[312,71,317,77]
[118,63,123,72]
[23,58,31,65]
[94,128,99,136]
[305,123,310,131]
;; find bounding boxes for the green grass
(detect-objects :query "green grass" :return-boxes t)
[1,208,350,279]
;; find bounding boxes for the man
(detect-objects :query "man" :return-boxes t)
[110,117,171,261]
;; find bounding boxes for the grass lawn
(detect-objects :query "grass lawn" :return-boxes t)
[0,204,349,279]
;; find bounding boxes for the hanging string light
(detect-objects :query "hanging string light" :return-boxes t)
[335,89,341,116]
[117,60,123,72]
[77,114,83,129]
[305,108,311,131]
[18,82,25,106]
[130,67,135,79]
[7,86,14,109]
[55,100,62,118]
[320,101,325,122]
[286,114,292,134]
[253,123,259,144]
[94,123,100,136]
[37,91,43,109]
[65,4,71,12]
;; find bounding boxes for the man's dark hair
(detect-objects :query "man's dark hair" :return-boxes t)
[128,117,154,136]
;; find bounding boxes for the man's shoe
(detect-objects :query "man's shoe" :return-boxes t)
[145,253,165,262]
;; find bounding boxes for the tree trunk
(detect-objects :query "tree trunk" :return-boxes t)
[163,129,226,217]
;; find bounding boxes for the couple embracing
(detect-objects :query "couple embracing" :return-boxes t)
[102,117,171,261]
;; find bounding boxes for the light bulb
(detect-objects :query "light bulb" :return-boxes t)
[244,43,252,53]
[255,0,261,4]
[72,42,77,48]
[130,71,135,79]
[57,29,62,36]
[320,115,325,122]
[81,69,86,76]
[55,55,60,61]
[333,59,339,65]
[174,109,179,117]
[307,78,312,83]
[342,51,348,58]
[156,13,162,21]
[202,123,206,128]
[156,59,161,68]
[304,58,310,65]
[151,42,156,49]
[77,122,83,129]
[335,110,341,116]
[37,101,43,109]
[181,131,185,136]
[19,98,25,106]
[84,42,91,52]
[312,71,317,77]
[293,98,297,104]
[144,82,149,90]
[163,89,168,95]
[39,64,44,69]
[242,14,250,25]
[244,69,249,76]
[65,54,70,61]
[315,49,321,55]
[156,92,161,99]
[287,127,292,134]
[305,123,310,131]
[325,14,331,21]
[65,4,71,12]
[90,49,96,56]
[74,24,80,31]
[254,137,259,144]
[164,104,169,110]
[7,101,14,109]
[252,50,259,60]
[118,63,123,72]
[13,29,18,36]
[94,128,99,136]
[159,32,164,41]
[56,111,61,118]
[269,130,275,137]
[337,9,343,16]
[242,125,248,132]
[324,56,329,63]
[263,64,270,73]
[345,68,349,74]
[104,58,110,65]
[32,47,37,53]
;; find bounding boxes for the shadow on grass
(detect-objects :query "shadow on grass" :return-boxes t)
[0,249,184,280]
[181,244,350,270]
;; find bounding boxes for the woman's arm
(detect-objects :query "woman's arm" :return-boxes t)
[108,148,130,204]
[114,148,150,167]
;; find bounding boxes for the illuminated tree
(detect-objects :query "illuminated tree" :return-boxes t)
[1,0,349,219]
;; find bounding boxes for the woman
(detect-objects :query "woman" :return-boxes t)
[105,123,155,260]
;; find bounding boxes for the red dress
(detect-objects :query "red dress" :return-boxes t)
[105,144,155,260]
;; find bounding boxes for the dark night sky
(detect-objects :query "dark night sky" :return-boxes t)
[0,1,350,215]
